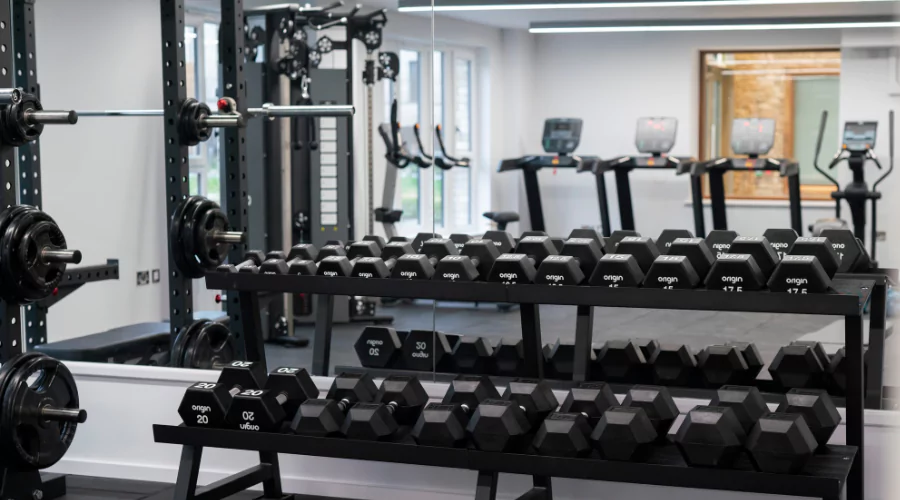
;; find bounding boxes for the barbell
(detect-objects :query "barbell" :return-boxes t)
[76,102,354,118]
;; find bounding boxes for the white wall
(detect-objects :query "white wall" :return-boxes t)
[52,362,900,500]
[36,0,171,341]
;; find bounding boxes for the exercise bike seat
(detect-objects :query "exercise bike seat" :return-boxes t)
[374,208,403,223]
[483,211,520,225]
[35,322,170,364]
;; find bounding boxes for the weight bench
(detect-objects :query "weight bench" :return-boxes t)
[483,211,519,231]
[36,322,171,365]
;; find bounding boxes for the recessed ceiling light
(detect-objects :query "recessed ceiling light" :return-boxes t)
[529,16,900,33]
[398,0,895,12]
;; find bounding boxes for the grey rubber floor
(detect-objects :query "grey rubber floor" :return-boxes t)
[264,300,873,377]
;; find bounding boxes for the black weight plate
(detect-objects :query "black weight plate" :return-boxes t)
[0,206,46,303]
[169,196,202,278]
[171,319,208,368]
[193,206,231,271]
[16,220,68,301]
[0,205,33,302]
[0,353,44,416]
[1,354,80,469]
[182,321,235,369]
[181,198,217,278]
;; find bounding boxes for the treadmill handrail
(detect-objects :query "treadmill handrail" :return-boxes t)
[873,110,894,191]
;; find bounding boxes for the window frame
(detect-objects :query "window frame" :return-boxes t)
[185,12,221,201]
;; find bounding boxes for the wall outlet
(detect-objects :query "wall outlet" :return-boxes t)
[136,271,150,286]
[877,231,886,242]
[151,269,161,283]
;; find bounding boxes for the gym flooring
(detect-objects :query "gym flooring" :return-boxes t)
[264,301,897,384]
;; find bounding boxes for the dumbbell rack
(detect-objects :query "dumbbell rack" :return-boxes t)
[152,271,877,500]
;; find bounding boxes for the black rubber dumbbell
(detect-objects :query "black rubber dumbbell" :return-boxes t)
[544,339,596,380]
[621,385,679,439]
[411,375,500,447]
[590,406,659,462]
[593,339,648,383]
[482,230,517,254]
[589,253,645,287]
[400,329,456,372]
[826,346,870,395]
[705,230,738,260]
[467,378,559,452]
[536,237,604,286]
[768,237,839,293]
[392,238,458,280]
[568,228,605,249]
[451,337,494,374]
[606,230,640,252]
[259,251,290,275]
[291,372,378,436]
[656,229,694,254]
[179,360,267,428]
[613,236,660,274]
[227,367,318,432]
[351,241,414,278]
[449,233,472,251]
[705,236,779,292]
[819,229,865,273]
[354,326,406,368]
[492,338,525,376]
[411,232,442,253]
[434,239,500,282]
[532,381,620,458]
[762,228,799,260]
[697,342,764,386]
[286,244,318,275]
[317,240,382,277]
[217,250,266,274]
[343,375,429,440]
[644,238,715,289]
[488,235,558,284]
[769,340,831,390]
[316,243,347,261]
[649,343,699,386]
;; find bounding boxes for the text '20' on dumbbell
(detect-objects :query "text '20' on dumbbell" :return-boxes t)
[355,326,407,368]
[434,238,500,282]
[589,236,658,287]
[467,378,559,452]
[535,234,605,286]
[343,375,429,441]
[487,235,558,284]
[392,238,457,279]
[226,367,318,432]
[292,372,377,436]
[400,330,459,372]
[178,360,267,428]
[412,375,500,447]
[351,241,415,278]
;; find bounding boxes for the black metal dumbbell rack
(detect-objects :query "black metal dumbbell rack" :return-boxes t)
[154,269,872,500]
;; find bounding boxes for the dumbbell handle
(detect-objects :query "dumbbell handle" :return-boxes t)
[235,258,259,271]
[275,393,288,406]
[40,406,87,424]
[41,248,82,264]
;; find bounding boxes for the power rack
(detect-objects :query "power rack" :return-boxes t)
[155,270,874,500]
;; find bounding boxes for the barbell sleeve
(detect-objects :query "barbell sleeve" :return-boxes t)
[212,231,245,244]
[24,109,78,125]
[0,88,22,105]
[76,110,164,117]
[41,248,83,264]
[200,114,245,128]
[247,104,355,118]
[41,407,88,424]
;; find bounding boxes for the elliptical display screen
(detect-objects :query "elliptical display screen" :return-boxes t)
[730,118,776,156]
[635,117,677,155]
[542,118,583,154]
[842,122,877,152]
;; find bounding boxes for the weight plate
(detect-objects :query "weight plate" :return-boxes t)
[182,321,235,369]
[0,354,80,469]
[16,219,68,301]
[0,205,30,301]
[0,353,44,416]
[170,319,208,368]
[181,198,216,278]
[0,206,51,303]
[169,196,202,278]
[192,205,230,271]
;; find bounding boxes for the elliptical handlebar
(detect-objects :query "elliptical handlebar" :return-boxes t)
[873,109,894,191]
[434,124,470,167]
[412,123,433,160]
[813,110,841,189]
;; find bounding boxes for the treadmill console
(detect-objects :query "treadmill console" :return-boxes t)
[542,118,582,154]
[842,121,877,153]
[731,118,775,156]
[635,117,677,155]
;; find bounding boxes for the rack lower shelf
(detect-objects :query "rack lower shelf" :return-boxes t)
[153,425,854,500]
[205,273,873,316]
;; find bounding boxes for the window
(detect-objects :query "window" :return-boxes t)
[185,17,221,203]
[433,51,445,227]
[397,49,422,223]
[448,55,473,226]
[701,50,841,200]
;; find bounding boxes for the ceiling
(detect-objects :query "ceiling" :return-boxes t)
[188,0,898,30]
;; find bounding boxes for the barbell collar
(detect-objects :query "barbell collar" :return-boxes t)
[0,88,22,105]
[248,104,355,118]
[41,406,87,424]
[24,110,78,125]
[41,248,83,264]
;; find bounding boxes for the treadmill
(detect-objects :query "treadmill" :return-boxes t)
[691,118,802,234]
[499,118,599,232]
[591,117,701,237]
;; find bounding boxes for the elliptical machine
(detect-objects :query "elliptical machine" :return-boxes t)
[375,98,430,239]
[812,110,893,263]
